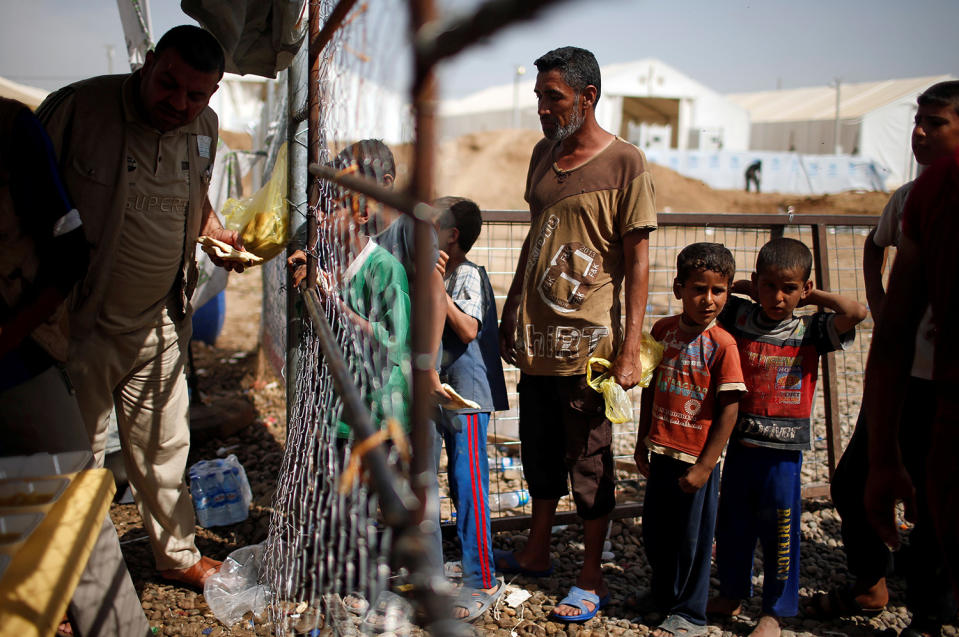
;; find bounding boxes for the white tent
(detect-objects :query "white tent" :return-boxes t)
[727,74,956,188]
[0,76,49,110]
[439,58,751,152]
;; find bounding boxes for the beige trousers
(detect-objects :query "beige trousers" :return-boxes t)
[68,310,201,571]
[0,364,150,636]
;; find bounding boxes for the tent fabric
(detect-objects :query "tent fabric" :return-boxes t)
[727,75,955,123]
[728,74,957,188]
[0,77,49,110]
[181,0,307,78]
[439,58,750,150]
[644,149,888,195]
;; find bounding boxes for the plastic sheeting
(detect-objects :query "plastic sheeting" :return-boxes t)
[181,0,307,78]
[644,149,889,195]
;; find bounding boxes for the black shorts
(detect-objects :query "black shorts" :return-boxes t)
[517,372,615,520]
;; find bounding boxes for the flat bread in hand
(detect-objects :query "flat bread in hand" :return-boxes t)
[198,236,263,267]
[440,384,481,410]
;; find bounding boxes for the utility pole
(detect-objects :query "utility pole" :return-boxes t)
[832,77,841,154]
[512,65,526,129]
[106,44,115,74]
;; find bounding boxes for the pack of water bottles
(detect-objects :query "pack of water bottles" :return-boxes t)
[188,455,253,527]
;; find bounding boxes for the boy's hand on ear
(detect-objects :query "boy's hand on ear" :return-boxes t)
[435,250,449,277]
[797,280,817,307]
[731,279,755,299]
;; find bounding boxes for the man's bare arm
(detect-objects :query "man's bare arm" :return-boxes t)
[862,228,887,323]
[610,229,650,389]
[863,235,926,548]
[499,232,532,366]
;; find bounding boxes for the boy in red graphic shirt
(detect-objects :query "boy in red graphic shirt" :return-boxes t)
[708,238,866,637]
[634,242,746,637]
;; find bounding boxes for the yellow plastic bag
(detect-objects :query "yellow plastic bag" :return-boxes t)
[586,332,665,424]
[222,143,289,261]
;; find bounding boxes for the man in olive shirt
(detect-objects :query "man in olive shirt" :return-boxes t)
[498,46,657,622]
[37,26,243,588]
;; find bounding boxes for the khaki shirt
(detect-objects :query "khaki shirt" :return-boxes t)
[516,137,657,375]
[37,73,218,341]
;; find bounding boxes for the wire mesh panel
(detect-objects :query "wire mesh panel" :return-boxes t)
[262,1,420,633]
[462,213,878,526]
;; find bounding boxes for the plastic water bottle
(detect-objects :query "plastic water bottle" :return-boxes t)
[489,489,530,510]
[220,467,248,524]
[203,470,227,526]
[190,470,212,528]
[492,457,522,471]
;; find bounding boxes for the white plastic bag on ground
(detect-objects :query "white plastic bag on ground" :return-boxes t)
[204,543,270,626]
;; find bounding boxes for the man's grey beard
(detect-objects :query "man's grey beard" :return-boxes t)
[546,96,584,141]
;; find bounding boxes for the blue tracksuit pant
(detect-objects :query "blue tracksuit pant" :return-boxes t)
[716,442,802,617]
[438,411,495,590]
[643,453,720,625]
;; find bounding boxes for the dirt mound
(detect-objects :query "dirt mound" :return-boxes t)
[397,129,888,215]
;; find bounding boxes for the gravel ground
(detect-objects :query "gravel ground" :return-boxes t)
[109,267,956,637]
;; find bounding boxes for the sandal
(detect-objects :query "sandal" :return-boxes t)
[548,586,610,623]
[654,614,708,637]
[804,587,885,619]
[453,578,504,623]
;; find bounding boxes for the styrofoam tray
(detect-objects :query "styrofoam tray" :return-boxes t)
[0,512,45,554]
[0,477,70,511]
[0,451,91,479]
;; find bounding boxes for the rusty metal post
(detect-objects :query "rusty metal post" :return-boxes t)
[286,28,309,426]
[305,0,322,291]
[409,0,439,538]
[812,224,843,480]
[402,1,465,634]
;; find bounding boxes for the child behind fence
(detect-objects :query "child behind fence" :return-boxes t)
[708,237,866,637]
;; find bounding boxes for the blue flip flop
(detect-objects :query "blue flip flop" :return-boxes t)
[548,586,611,623]
[493,549,554,577]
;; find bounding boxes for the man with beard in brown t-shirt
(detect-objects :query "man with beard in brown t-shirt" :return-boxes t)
[498,46,657,623]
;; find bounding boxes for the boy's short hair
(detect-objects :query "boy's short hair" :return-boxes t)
[336,139,396,183]
[918,81,959,116]
[434,196,482,253]
[756,237,812,280]
[534,46,602,103]
[676,242,736,284]
[155,26,225,78]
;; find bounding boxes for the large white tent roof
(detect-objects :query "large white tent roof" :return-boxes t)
[727,75,955,123]
[441,57,729,116]
[0,76,49,110]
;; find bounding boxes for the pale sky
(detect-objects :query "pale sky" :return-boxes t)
[1,0,956,99]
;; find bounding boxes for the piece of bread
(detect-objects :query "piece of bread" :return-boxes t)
[440,384,481,410]
[198,235,264,267]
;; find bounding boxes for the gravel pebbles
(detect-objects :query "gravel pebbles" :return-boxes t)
[111,269,955,636]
